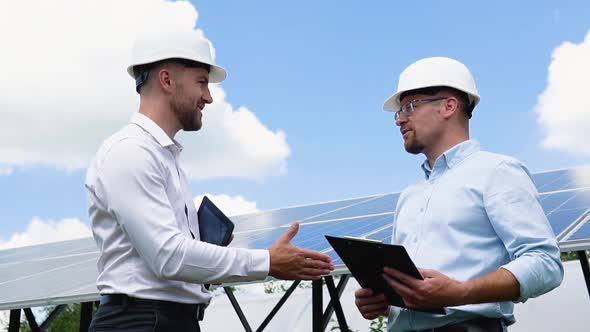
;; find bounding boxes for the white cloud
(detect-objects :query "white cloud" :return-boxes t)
[0,217,91,250]
[573,166,590,187]
[535,30,590,156]
[194,194,259,217]
[0,0,289,179]
[0,166,13,176]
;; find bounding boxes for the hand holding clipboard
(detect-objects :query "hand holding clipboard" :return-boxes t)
[326,235,446,314]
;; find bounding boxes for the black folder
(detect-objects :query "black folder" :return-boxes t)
[197,196,234,247]
[325,235,445,314]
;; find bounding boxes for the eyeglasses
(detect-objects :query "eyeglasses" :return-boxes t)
[394,96,448,121]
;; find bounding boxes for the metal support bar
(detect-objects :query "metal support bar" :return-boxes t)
[256,280,301,332]
[322,275,350,331]
[80,302,93,332]
[8,309,21,332]
[24,308,41,332]
[40,304,67,331]
[577,250,590,298]
[312,279,323,332]
[225,286,253,332]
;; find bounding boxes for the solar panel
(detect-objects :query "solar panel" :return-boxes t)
[0,166,589,311]
[533,169,569,192]
[303,193,398,223]
[230,195,378,232]
[533,166,590,192]
[566,218,590,241]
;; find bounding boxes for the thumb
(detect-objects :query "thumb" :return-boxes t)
[277,222,299,244]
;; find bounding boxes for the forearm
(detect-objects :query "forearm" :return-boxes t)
[157,235,270,284]
[462,268,520,305]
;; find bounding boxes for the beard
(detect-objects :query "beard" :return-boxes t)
[171,86,202,132]
[403,132,425,155]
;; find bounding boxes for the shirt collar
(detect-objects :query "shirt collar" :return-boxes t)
[130,113,183,151]
[421,139,480,180]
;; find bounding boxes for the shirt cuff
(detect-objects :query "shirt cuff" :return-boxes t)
[248,249,270,280]
[500,262,533,303]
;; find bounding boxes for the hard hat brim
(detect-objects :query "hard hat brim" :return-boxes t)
[383,92,402,112]
[382,86,480,112]
[126,60,227,84]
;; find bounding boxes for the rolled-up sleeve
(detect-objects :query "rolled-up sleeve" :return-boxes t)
[96,138,270,284]
[484,159,563,302]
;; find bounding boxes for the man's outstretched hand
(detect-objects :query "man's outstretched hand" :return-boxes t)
[268,222,334,280]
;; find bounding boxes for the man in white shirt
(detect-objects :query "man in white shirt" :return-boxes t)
[85,29,333,332]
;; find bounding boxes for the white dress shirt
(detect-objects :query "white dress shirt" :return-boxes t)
[85,113,270,305]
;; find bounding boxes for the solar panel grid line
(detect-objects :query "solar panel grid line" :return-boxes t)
[1,251,99,266]
[538,173,568,193]
[59,244,98,255]
[0,257,96,287]
[319,222,395,255]
[231,192,389,220]
[558,210,590,242]
[295,194,389,223]
[290,215,394,251]
[539,186,590,196]
[52,282,97,297]
[546,191,585,216]
[556,213,590,252]
[233,211,395,236]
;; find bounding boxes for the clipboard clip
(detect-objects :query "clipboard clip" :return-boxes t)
[342,236,383,243]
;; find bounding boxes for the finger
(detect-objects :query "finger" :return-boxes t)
[355,287,376,298]
[298,267,332,278]
[299,248,333,263]
[355,292,387,304]
[275,222,300,244]
[384,267,420,288]
[357,301,389,313]
[384,267,409,279]
[303,258,334,270]
[383,273,415,298]
[418,268,437,278]
[361,307,389,320]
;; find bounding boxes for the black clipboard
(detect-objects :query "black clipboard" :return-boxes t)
[197,196,234,247]
[326,235,445,314]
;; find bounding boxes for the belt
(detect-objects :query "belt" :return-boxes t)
[416,317,504,332]
[99,294,206,321]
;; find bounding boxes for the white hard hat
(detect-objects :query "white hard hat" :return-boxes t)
[383,57,480,112]
[127,29,227,84]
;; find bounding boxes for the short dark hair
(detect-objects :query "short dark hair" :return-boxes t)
[400,86,474,119]
[133,58,211,94]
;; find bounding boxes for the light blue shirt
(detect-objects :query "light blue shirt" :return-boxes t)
[388,140,563,331]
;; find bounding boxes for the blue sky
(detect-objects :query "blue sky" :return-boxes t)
[1,0,589,246]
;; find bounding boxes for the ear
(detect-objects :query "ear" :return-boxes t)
[157,67,175,94]
[440,97,459,119]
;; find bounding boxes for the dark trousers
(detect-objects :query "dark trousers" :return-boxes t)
[89,295,201,332]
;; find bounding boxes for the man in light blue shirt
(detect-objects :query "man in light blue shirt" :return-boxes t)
[354,57,563,332]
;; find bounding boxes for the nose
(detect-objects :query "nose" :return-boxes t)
[203,86,213,104]
[395,115,407,127]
